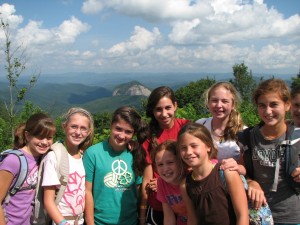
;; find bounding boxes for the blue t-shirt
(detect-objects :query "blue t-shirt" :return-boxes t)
[83,139,141,225]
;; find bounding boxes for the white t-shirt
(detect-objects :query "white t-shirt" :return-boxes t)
[42,151,85,225]
[196,117,241,161]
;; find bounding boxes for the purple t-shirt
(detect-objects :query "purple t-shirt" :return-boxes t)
[0,149,39,225]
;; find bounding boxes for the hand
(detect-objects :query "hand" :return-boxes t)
[291,167,300,182]
[247,180,267,209]
[147,178,158,192]
[220,158,239,172]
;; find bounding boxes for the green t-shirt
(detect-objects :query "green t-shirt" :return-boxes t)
[83,139,141,225]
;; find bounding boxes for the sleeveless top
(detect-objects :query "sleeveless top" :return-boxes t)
[185,163,236,225]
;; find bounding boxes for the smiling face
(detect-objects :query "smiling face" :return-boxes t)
[291,93,300,127]
[109,118,134,151]
[208,86,234,121]
[178,133,211,169]
[153,96,177,129]
[63,113,90,150]
[257,92,290,127]
[25,132,54,157]
[155,149,181,185]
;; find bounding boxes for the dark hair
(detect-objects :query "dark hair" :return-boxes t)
[291,86,300,99]
[14,113,56,149]
[177,122,218,160]
[253,78,290,105]
[62,107,94,151]
[146,86,177,152]
[112,106,149,176]
[204,81,244,141]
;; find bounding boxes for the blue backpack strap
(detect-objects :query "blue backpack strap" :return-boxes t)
[0,149,28,196]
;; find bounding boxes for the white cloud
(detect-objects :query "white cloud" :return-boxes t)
[55,16,90,43]
[108,26,161,56]
[0,3,23,29]
[81,0,104,14]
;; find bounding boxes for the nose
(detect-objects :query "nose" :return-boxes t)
[265,106,272,114]
[41,138,48,145]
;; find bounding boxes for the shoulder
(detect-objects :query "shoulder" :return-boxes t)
[0,151,21,175]
[195,117,210,125]
[176,118,190,126]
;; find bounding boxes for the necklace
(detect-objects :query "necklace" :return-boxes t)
[211,123,224,143]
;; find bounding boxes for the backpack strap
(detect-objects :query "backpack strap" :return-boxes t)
[51,142,69,204]
[1,149,28,197]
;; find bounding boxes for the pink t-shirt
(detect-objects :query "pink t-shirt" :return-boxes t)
[143,118,189,211]
[0,149,39,225]
[157,178,187,225]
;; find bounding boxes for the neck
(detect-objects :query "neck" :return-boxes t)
[191,161,213,181]
[65,141,80,156]
[261,122,287,140]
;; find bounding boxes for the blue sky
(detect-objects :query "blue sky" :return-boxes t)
[0,0,299,76]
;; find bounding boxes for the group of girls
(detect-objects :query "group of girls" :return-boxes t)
[1,77,300,225]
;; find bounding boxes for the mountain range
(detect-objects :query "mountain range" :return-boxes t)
[0,72,294,117]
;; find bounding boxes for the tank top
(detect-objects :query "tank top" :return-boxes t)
[185,163,236,225]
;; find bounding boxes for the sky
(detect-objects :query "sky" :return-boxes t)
[0,0,299,76]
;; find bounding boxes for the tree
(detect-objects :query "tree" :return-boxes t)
[230,62,256,102]
[175,77,215,116]
[291,68,300,90]
[0,17,39,143]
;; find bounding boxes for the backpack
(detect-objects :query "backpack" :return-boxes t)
[239,122,300,194]
[30,142,69,225]
[0,149,32,203]
[219,168,274,225]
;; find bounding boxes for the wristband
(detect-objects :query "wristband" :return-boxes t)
[140,205,147,209]
[59,219,68,225]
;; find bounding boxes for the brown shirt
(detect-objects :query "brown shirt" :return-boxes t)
[186,163,236,225]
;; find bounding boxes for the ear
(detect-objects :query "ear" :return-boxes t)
[174,101,178,110]
[24,131,31,142]
[285,102,291,112]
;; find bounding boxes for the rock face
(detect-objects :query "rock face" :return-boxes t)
[112,81,151,96]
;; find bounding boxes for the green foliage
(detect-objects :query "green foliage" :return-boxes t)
[175,77,216,115]
[291,69,300,90]
[230,62,256,102]
[239,101,260,127]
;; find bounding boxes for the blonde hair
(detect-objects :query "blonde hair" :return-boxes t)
[204,81,244,141]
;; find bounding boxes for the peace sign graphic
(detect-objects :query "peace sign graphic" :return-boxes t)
[111,159,128,176]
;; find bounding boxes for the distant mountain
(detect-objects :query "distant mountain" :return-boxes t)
[112,81,151,96]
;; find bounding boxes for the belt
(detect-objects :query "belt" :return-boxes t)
[64,214,83,225]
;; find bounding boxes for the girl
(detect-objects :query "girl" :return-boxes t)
[42,107,94,225]
[0,113,56,225]
[196,81,245,174]
[291,86,300,127]
[178,122,249,225]
[153,140,187,225]
[140,86,189,225]
[241,78,300,224]
[83,106,148,225]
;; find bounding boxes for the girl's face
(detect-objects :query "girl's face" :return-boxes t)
[155,150,181,185]
[153,96,177,129]
[257,92,290,127]
[208,86,234,121]
[291,93,300,127]
[63,113,90,149]
[178,133,211,168]
[109,118,134,151]
[25,132,54,157]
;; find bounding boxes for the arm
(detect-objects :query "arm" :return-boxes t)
[162,203,176,225]
[224,170,249,225]
[139,164,152,225]
[180,179,197,225]
[220,158,246,176]
[85,181,95,225]
[44,186,65,224]
[0,171,14,225]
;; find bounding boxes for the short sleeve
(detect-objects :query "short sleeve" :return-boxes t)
[83,148,95,183]
[42,151,60,186]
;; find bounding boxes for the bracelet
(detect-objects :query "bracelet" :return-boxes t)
[59,219,68,225]
[140,205,147,209]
